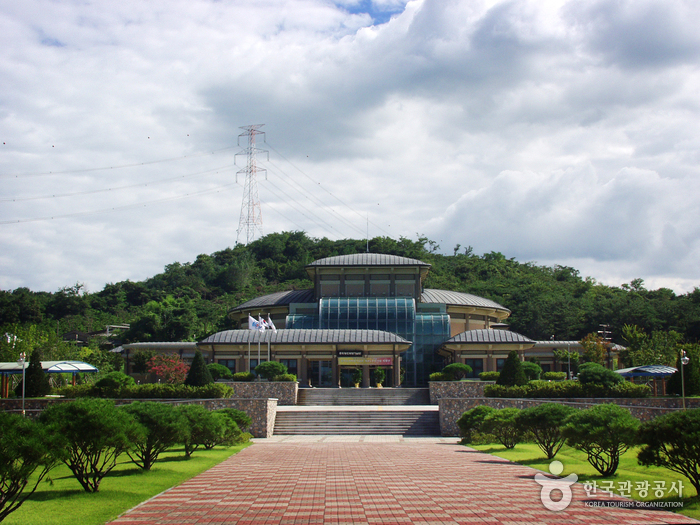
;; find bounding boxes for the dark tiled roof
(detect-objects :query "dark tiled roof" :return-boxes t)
[307,253,430,268]
[421,289,510,313]
[200,329,411,345]
[445,329,534,344]
[231,289,315,312]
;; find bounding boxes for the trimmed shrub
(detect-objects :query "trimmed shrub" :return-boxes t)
[496,351,527,386]
[57,382,233,399]
[562,404,639,476]
[479,371,500,381]
[232,371,255,382]
[215,408,252,433]
[121,401,188,470]
[578,365,622,387]
[0,412,62,522]
[207,363,234,381]
[480,408,523,449]
[516,403,576,459]
[542,372,567,381]
[457,405,496,443]
[185,350,214,387]
[177,404,225,457]
[255,361,287,380]
[39,398,143,492]
[273,373,297,382]
[442,363,473,380]
[429,372,454,382]
[484,379,650,399]
[95,371,135,397]
[637,408,700,494]
[521,361,542,381]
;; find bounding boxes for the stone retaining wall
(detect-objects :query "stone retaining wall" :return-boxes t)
[429,381,490,403]
[438,397,690,437]
[224,381,298,405]
[0,397,277,438]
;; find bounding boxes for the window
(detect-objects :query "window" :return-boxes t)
[464,359,483,378]
[496,358,507,372]
[218,359,236,374]
[250,359,267,374]
[280,359,298,377]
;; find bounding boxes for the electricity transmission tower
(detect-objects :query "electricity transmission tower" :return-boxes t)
[235,124,269,245]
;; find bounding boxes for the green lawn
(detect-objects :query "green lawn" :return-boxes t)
[3,443,251,525]
[470,442,700,520]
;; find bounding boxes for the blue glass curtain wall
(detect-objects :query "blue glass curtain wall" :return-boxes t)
[319,297,415,336]
[285,314,320,329]
[411,314,451,386]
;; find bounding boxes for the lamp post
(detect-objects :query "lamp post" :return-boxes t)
[17,351,26,417]
[681,350,690,410]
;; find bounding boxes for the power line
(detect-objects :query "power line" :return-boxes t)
[0,182,239,225]
[0,146,236,178]
[265,141,392,237]
[0,164,236,203]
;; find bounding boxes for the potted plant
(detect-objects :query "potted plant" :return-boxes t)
[352,368,362,388]
[374,368,386,388]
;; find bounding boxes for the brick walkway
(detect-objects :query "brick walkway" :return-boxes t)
[109,437,699,524]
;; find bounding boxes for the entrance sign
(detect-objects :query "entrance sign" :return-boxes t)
[338,357,393,366]
[337,350,362,357]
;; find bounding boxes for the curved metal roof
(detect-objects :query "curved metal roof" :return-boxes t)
[0,360,99,374]
[200,329,411,346]
[444,329,534,344]
[421,289,510,313]
[306,253,430,268]
[615,365,677,378]
[231,289,315,312]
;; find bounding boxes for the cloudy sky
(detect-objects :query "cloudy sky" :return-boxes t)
[2,0,700,295]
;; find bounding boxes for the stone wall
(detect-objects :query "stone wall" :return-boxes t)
[0,397,278,439]
[438,397,692,437]
[224,381,298,405]
[429,381,490,403]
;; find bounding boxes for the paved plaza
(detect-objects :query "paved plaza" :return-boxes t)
[109,437,699,524]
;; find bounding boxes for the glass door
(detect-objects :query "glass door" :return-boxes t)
[308,360,333,387]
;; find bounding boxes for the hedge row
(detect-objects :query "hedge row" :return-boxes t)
[484,379,651,398]
[58,382,234,399]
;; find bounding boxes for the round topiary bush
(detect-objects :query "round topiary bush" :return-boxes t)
[442,363,473,380]
[255,361,287,380]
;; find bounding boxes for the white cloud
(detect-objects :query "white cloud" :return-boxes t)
[0,0,699,294]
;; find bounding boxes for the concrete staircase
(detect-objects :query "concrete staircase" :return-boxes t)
[274,409,440,436]
[298,388,430,406]
[274,388,440,436]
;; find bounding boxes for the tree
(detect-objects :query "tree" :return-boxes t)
[553,348,579,377]
[480,408,523,449]
[561,404,639,476]
[456,405,496,443]
[39,398,143,492]
[496,351,527,386]
[148,354,189,384]
[442,363,473,380]
[131,350,156,374]
[621,325,682,367]
[121,402,188,470]
[255,361,287,381]
[20,349,51,398]
[185,350,213,387]
[580,333,607,365]
[667,344,700,397]
[0,412,62,522]
[215,408,252,433]
[637,409,700,495]
[516,403,575,459]
[177,404,225,457]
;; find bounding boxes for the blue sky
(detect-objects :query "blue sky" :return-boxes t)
[1,0,700,295]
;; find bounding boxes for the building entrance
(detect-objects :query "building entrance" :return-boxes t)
[308,360,333,387]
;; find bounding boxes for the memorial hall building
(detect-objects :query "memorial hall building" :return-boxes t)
[121,253,580,388]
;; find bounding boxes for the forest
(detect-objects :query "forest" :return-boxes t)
[1,231,699,366]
